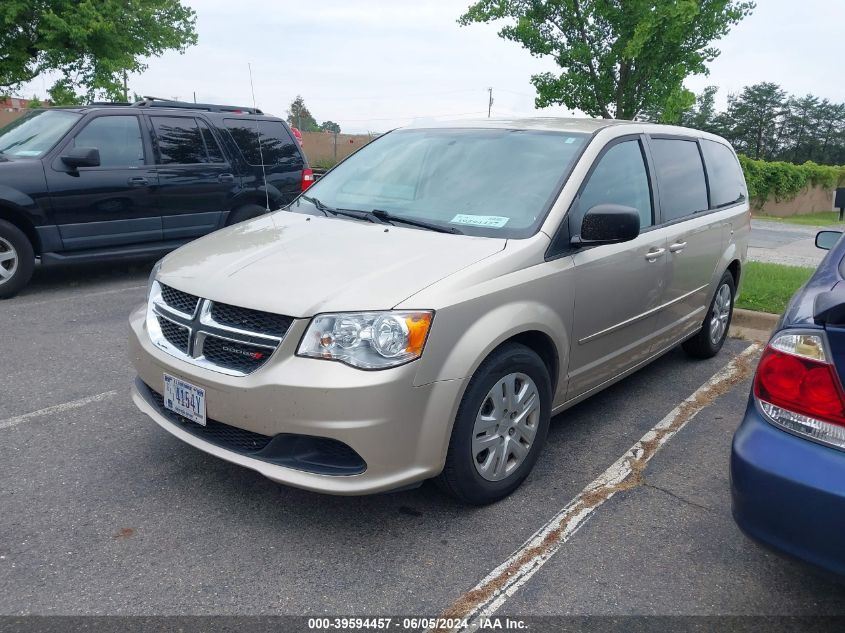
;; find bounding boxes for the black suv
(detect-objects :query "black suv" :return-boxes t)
[0,98,312,298]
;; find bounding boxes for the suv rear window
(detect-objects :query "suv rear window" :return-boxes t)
[650,138,709,222]
[224,119,299,166]
[701,139,746,208]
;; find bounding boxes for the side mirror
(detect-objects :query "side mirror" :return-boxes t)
[61,147,100,169]
[816,230,842,251]
[572,203,640,246]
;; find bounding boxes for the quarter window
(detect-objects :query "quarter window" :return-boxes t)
[650,138,708,222]
[152,116,210,164]
[701,140,746,208]
[224,119,299,166]
[578,139,653,229]
[72,116,144,167]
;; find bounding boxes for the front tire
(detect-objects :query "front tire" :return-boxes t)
[0,219,35,299]
[682,271,735,359]
[436,343,552,505]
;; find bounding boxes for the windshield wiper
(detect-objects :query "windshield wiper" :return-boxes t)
[371,209,463,234]
[300,195,380,223]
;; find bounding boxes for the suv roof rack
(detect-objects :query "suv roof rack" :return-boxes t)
[132,96,263,115]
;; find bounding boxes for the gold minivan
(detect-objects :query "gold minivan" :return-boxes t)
[129,118,749,504]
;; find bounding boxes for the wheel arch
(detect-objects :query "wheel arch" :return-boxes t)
[0,202,41,255]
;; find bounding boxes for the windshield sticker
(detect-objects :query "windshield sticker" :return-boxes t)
[565,137,577,144]
[450,214,510,228]
[13,150,41,157]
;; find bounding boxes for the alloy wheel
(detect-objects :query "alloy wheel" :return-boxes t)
[0,237,18,286]
[710,283,732,345]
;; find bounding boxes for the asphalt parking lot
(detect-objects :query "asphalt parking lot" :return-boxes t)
[2,262,845,622]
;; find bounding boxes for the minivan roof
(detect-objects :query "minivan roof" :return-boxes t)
[403,116,725,140]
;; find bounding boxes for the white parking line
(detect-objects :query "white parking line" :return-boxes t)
[8,284,146,309]
[0,391,118,430]
[437,343,762,630]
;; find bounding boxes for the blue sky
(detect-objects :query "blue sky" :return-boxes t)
[20,0,845,133]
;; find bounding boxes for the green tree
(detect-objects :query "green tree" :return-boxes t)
[47,78,84,105]
[721,82,787,159]
[286,95,319,132]
[459,0,754,120]
[320,120,341,134]
[27,95,41,108]
[682,85,719,130]
[0,0,197,100]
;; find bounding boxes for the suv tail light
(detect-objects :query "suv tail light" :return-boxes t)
[301,168,315,191]
[754,331,845,449]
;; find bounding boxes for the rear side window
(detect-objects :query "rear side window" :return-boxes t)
[650,138,708,222]
[701,140,746,208]
[224,119,299,166]
[197,119,225,163]
[72,115,144,167]
[152,116,216,164]
[578,139,653,229]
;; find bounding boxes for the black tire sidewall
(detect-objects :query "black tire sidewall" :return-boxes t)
[0,220,34,299]
[442,344,552,504]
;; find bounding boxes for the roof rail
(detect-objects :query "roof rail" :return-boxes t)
[132,96,264,115]
[90,101,131,106]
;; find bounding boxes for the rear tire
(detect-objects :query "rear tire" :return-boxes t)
[0,219,34,299]
[227,203,268,226]
[682,271,735,359]
[436,343,552,505]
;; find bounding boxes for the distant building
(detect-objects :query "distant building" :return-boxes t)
[0,96,51,111]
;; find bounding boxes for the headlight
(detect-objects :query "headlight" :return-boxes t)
[297,311,433,369]
[146,259,163,298]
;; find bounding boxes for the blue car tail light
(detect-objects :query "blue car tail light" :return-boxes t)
[754,331,845,450]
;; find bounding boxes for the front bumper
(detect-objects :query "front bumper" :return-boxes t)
[731,397,845,576]
[129,305,464,495]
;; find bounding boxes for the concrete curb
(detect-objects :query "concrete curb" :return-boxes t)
[732,308,780,330]
[729,308,779,344]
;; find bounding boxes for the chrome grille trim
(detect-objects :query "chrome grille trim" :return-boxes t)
[146,281,290,377]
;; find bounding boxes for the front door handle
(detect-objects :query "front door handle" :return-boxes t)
[218,173,235,183]
[127,177,149,187]
[669,241,687,253]
[645,247,666,262]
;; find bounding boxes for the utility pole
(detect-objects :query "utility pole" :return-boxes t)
[487,87,493,118]
[123,70,128,102]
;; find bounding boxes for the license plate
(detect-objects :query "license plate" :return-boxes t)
[163,373,206,426]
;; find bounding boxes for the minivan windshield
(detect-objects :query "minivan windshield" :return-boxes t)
[294,128,588,238]
[0,110,81,158]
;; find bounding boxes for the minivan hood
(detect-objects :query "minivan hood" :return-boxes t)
[158,211,505,317]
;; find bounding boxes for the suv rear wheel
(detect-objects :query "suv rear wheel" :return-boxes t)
[0,219,34,299]
[227,203,267,226]
[436,343,552,504]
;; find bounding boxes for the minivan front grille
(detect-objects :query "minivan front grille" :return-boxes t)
[160,283,200,316]
[148,282,290,376]
[210,302,291,337]
[201,336,273,373]
[157,316,190,353]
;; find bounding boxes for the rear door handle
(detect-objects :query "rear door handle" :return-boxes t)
[218,173,235,183]
[127,177,149,187]
[669,241,687,253]
[645,247,666,262]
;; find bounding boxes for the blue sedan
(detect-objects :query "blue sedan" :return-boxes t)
[732,229,845,576]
